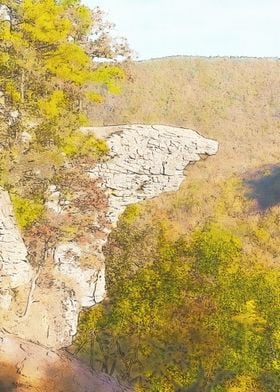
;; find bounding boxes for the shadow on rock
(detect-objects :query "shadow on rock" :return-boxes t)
[40,357,131,392]
[0,357,130,392]
[244,165,280,211]
[0,331,131,392]
[0,363,19,392]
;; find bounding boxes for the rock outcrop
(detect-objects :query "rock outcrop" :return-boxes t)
[88,125,218,224]
[0,188,107,347]
[0,124,218,391]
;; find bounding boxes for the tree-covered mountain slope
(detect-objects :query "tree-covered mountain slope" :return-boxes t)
[73,57,280,391]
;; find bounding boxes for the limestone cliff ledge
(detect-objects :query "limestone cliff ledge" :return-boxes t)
[88,124,218,224]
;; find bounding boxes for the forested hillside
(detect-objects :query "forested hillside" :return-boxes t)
[73,57,280,391]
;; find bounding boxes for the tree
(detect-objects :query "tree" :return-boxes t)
[0,0,128,222]
[0,0,127,164]
[0,0,129,276]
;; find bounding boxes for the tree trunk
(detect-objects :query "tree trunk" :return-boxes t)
[20,69,25,103]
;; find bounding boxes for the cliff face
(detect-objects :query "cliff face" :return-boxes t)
[0,191,32,309]
[0,187,107,348]
[0,125,218,390]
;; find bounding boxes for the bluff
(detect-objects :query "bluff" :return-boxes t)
[0,124,218,391]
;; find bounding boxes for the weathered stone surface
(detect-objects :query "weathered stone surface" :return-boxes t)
[0,189,32,309]
[0,190,31,288]
[0,331,131,392]
[0,189,107,348]
[54,243,106,306]
[88,124,218,223]
[0,124,218,379]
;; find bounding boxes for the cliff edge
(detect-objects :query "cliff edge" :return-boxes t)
[0,124,218,391]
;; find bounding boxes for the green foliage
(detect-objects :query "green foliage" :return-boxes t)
[190,223,241,275]
[61,131,108,158]
[11,194,44,230]
[120,204,141,224]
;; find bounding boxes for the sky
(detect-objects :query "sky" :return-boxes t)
[84,0,280,60]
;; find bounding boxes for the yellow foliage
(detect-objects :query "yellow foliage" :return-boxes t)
[5,81,21,103]
[272,329,280,350]
[0,52,9,64]
[78,112,90,126]
[21,0,71,43]
[121,204,141,224]
[86,91,104,103]
[253,227,270,244]
[214,177,246,217]
[38,90,66,118]
[72,4,92,34]
[46,43,91,84]
[91,65,125,94]
[11,194,44,230]
[232,300,267,330]
[271,359,280,371]
[61,131,108,158]
[60,225,78,241]
[226,375,261,392]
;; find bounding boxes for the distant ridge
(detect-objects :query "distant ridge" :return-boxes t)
[136,54,280,62]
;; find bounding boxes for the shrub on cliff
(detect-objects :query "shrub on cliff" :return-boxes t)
[10,194,44,230]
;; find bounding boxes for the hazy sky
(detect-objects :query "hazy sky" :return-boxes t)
[85,0,279,60]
